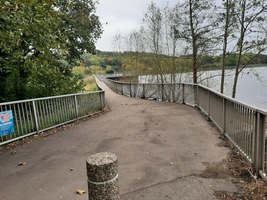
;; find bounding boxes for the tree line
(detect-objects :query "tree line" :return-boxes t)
[0,0,102,102]
[113,0,267,98]
[71,52,122,77]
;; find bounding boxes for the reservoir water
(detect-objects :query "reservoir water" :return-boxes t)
[140,66,267,110]
[200,67,267,110]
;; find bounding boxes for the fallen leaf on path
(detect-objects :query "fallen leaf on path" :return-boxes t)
[76,189,86,195]
[18,162,26,166]
[11,150,16,155]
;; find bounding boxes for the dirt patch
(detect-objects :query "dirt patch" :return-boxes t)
[0,109,109,154]
[205,137,267,200]
[200,160,232,180]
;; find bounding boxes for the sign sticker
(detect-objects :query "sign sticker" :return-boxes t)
[0,110,15,136]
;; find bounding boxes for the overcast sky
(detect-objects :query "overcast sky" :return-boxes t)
[95,0,178,52]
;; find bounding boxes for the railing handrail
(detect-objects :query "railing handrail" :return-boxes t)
[106,77,197,86]
[197,84,267,115]
[0,90,104,106]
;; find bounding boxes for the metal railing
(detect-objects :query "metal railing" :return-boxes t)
[0,91,105,146]
[103,76,267,181]
[197,86,265,167]
[103,78,196,105]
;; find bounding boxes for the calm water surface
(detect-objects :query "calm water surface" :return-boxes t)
[200,67,267,110]
[140,66,267,110]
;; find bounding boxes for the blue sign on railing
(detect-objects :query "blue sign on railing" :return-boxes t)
[0,110,14,136]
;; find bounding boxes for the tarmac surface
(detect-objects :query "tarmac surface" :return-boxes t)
[0,78,237,200]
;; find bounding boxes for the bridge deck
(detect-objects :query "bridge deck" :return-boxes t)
[0,79,237,200]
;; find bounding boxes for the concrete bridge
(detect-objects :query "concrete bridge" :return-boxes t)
[0,79,238,200]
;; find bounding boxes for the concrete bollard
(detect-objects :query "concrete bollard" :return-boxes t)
[86,152,119,200]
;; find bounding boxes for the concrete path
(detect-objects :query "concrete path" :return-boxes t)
[0,79,236,200]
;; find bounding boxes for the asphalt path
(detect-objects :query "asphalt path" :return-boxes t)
[0,79,236,200]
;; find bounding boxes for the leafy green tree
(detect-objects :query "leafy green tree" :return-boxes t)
[0,0,101,102]
[0,0,63,101]
[26,57,84,98]
[56,0,103,63]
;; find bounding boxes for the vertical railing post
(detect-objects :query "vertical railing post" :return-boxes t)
[162,84,164,101]
[172,83,176,101]
[208,90,210,119]
[32,100,39,134]
[100,91,105,110]
[142,84,146,99]
[74,95,79,120]
[115,82,118,93]
[103,91,106,109]
[222,97,226,134]
[252,111,257,169]
[261,116,267,176]
[196,85,199,107]
[182,83,185,104]
[194,84,198,106]
[133,84,136,98]
[254,112,266,176]
[130,84,132,97]
[111,81,114,90]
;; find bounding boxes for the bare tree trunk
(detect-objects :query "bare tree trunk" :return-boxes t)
[232,0,267,98]
[189,0,198,84]
[232,0,246,98]
[221,0,231,94]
